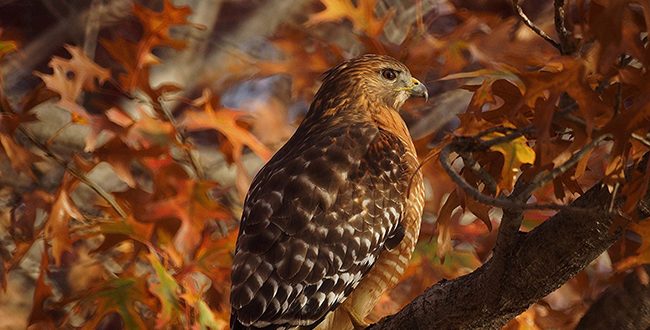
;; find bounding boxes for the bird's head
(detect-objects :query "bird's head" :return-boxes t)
[314,54,428,114]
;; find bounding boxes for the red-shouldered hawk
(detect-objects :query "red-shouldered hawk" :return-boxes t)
[230,54,427,330]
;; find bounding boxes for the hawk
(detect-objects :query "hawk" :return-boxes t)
[230,54,427,330]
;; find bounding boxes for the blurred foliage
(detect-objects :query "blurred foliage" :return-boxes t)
[0,0,650,329]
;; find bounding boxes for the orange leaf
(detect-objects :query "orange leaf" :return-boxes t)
[306,0,394,37]
[144,179,230,256]
[94,138,168,188]
[45,174,83,266]
[100,37,158,92]
[27,248,55,329]
[0,133,40,178]
[34,45,110,116]
[133,0,191,50]
[436,190,461,259]
[616,219,650,272]
[182,90,272,163]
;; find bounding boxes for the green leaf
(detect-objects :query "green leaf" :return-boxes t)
[82,277,153,330]
[147,252,181,327]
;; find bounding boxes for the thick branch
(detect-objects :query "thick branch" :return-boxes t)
[370,181,639,329]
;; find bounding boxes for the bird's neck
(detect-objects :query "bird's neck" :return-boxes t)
[304,96,413,148]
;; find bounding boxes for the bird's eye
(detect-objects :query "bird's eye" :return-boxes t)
[381,69,398,81]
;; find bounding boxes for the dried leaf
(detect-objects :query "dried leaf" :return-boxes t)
[182,90,272,163]
[27,248,55,329]
[482,131,535,190]
[306,0,393,37]
[45,174,83,266]
[35,45,110,115]
[616,219,650,271]
[133,0,192,50]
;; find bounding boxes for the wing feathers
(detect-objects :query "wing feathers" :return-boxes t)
[230,123,411,328]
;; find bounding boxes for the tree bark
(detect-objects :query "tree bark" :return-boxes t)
[370,182,650,329]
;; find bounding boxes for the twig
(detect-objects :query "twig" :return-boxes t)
[157,98,205,180]
[512,0,562,52]
[518,133,612,199]
[459,151,498,196]
[17,125,128,218]
[609,182,620,213]
[632,133,650,148]
[439,141,601,215]
[553,0,574,54]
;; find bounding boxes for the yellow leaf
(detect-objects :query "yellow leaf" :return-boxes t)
[483,132,535,190]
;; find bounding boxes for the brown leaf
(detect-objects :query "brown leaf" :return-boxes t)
[35,45,110,115]
[27,248,55,329]
[45,173,83,266]
[133,0,192,50]
[94,138,168,188]
[144,179,231,256]
[436,190,461,260]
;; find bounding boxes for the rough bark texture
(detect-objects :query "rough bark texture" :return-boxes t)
[576,265,650,330]
[370,182,648,329]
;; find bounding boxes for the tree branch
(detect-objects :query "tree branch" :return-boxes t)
[512,0,562,52]
[553,0,575,54]
[370,179,640,329]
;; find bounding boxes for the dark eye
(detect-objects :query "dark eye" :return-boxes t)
[381,68,398,81]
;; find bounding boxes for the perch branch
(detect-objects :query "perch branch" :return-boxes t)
[370,171,641,329]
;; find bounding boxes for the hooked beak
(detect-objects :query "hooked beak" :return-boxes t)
[408,78,428,102]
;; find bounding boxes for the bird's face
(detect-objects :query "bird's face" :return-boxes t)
[311,54,428,120]
[367,63,429,110]
[318,54,428,111]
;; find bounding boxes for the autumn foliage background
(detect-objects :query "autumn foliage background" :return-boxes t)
[1,0,650,328]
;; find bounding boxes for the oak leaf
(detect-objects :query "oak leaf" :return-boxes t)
[133,0,191,51]
[483,131,536,190]
[35,45,110,116]
[182,90,272,164]
[306,0,394,37]
[80,275,155,329]
[27,249,55,329]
